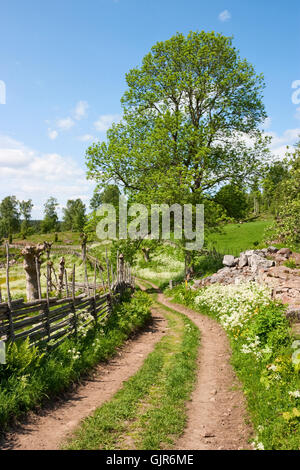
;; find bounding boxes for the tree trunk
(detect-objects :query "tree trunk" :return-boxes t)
[119,253,125,283]
[142,247,150,262]
[80,233,88,260]
[43,241,53,291]
[58,257,65,295]
[21,244,45,301]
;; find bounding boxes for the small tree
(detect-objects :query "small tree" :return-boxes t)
[41,197,59,233]
[215,184,250,220]
[62,199,86,232]
[0,196,20,238]
[19,199,33,237]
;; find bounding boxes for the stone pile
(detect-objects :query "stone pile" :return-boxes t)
[193,246,300,318]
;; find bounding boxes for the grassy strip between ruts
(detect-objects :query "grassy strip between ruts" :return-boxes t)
[166,283,300,450]
[0,289,151,430]
[63,293,200,450]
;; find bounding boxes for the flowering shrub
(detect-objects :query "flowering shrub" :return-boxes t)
[168,281,300,450]
[194,282,272,333]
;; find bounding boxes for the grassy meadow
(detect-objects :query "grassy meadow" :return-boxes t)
[133,217,274,287]
[0,239,113,302]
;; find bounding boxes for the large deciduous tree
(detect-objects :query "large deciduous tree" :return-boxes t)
[86,31,269,207]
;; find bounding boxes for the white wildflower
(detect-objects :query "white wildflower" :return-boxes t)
[288,391,300,398]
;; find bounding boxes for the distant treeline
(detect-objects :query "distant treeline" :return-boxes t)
[0,196,87,240]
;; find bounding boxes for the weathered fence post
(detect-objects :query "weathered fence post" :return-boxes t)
[58,257,65,296]
[44,263,51,344]
[64,269,69,297]
[80,233,88,260]
[105,248,111,294]
[35,256,42,300]
[116,250,119,285]
[5,243,15,341]
[80,233,89,295]
[106,292,113,315]
[44,241,53,292]
[99,265,105,291]
[44,241,53,260]
[119,253,124,292]
[91,263,97,325]
[71,264,78,337]
[93,263,97,298]
[111,264,114,289]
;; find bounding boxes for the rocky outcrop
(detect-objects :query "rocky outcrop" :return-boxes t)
[223,255,237,267]
[193,246,300,315]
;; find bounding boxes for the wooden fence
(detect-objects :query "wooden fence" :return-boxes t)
[0,284,131,350]
[0,244,134,350]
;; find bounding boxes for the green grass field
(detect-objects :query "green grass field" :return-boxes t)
[205,218,273,256]
[13,231,84,246]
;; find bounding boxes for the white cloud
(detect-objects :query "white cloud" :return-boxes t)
[266,128,300,159]
[94,114,121,132]
[77,134,95,142]
[47,128,58,140]
[262,117,272,130]
[56,117,75,131]
[219,10,231,22]
[0,135,94,218]
[0,135,34,167]
[47,101,89,137]
[74,100,89,120]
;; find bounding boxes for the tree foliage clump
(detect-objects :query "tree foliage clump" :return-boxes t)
[63,199,86,232]
[41,197,59,233]
[265,146,300,246]
[214,183,249,220]
[0,196,20,238]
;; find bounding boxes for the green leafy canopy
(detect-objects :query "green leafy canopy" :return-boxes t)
[86,31,270,207]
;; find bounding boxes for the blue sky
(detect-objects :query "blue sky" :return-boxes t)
[0,0,299,218]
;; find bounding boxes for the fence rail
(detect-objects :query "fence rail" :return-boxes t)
[0,282,132,350]
[0,243,134,350]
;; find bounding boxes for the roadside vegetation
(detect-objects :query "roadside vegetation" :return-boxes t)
[166,282,300,450]
[132,217,273,287]
[64,291,200,450]
[0,290,151,430]
[1,29,300,452]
